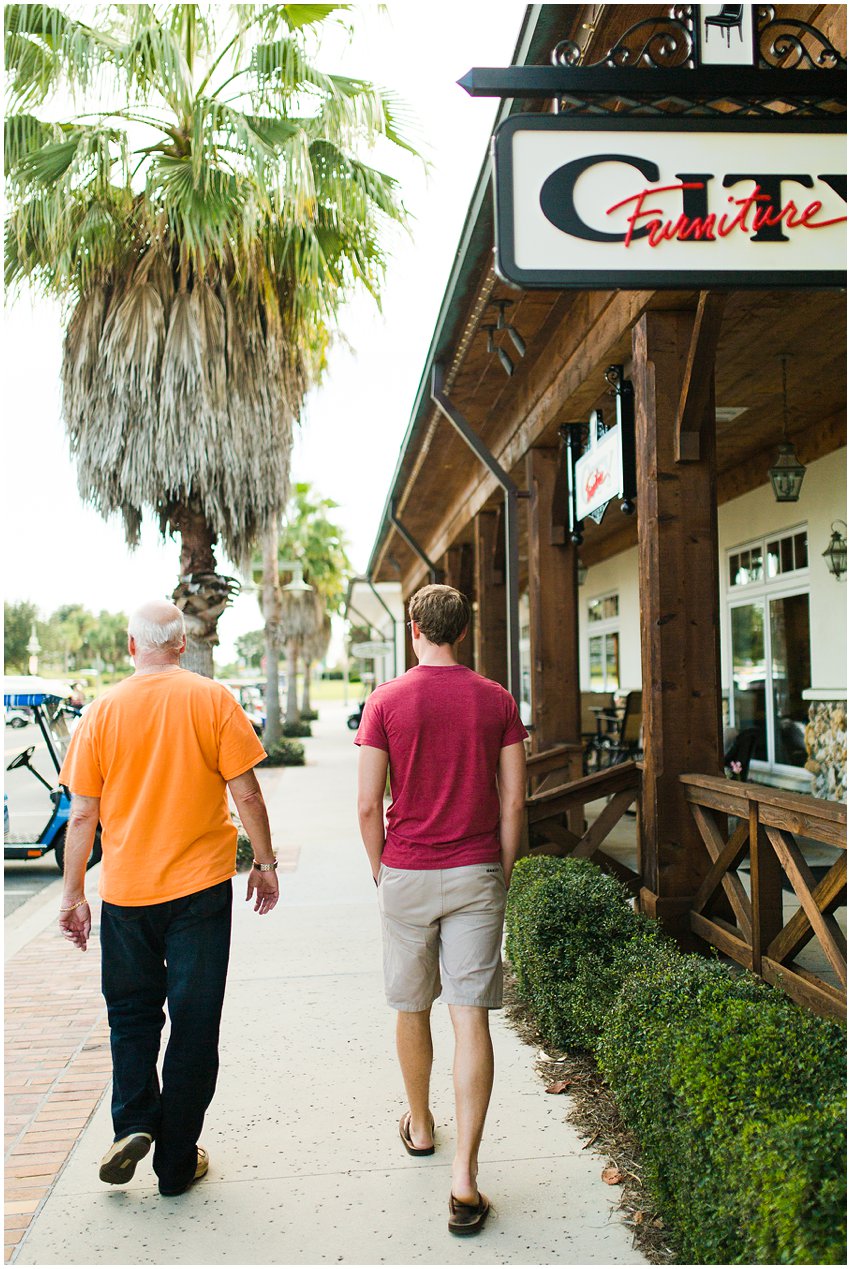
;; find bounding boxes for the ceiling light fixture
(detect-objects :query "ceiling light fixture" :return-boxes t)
[768,356,806,503]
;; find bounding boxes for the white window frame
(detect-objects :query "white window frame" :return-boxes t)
[587,591,620,693]
[725,527,811,780]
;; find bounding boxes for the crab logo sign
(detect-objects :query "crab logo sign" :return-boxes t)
[492,116,846,289]
[575,413,623,522]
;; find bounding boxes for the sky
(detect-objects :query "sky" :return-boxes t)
[2,2,526,664]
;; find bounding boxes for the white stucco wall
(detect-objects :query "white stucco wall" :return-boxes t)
[577,447,847,698]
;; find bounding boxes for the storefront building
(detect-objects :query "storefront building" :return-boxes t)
[352,4,847,1016]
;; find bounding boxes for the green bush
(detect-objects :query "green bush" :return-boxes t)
[234,829,254,871]
[505,855,664,1050]
[300,709,319,722]
[281,719,312,738]
[259,739,305,767]
[508,856,847,1264]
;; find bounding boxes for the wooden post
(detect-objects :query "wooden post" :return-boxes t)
[403,591,416,671]
[633,310,724,931]
[473,510,508,687]
[526,448,582,755]
[444,544,475,668]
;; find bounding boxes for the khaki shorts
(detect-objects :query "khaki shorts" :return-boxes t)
[377,862,507,1012]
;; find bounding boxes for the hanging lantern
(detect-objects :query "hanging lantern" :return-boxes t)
[822,521,847,580]
[768,357,806,503]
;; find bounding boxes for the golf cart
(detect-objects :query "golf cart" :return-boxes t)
[3,675,102,873]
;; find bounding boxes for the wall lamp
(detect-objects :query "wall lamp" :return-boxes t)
[768,356,806,503]
[822,521,847,580]
[491,299,527,358]
[481,323,514,377]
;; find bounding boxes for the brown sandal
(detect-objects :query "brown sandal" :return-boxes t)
[399,1111,435,1156]
[448,1191,490,1235]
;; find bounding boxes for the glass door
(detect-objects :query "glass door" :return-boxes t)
[768,593,811,768]
[730,602,767,761]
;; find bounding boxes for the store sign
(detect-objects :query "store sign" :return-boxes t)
[575,413,623,521]
[493,116,846,289]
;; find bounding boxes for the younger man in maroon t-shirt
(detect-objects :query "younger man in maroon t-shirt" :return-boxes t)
[356,584,527,1236]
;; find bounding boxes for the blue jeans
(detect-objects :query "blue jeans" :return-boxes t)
[100,880,232,1193]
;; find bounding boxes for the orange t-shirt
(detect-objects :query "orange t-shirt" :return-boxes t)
[59,669,266,906]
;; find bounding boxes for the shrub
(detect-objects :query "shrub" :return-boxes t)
[508,856,848,1264]
[504,855,664,1050]
[281,719,312,738]
[597,946,847,1264]
[300,709,319,722]
[259,740,305,767]
[234,828,254,871]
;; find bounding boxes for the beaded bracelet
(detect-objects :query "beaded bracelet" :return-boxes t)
[59,898,88,913]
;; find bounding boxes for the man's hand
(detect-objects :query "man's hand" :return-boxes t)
[59,901,91,951]
[246,867,279,915]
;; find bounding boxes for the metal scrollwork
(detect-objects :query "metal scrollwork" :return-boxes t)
[756,6,847,70]
[553,13,695,71]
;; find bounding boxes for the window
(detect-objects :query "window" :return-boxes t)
[726,529,811,773]
[729,528,808,589]
[587,592,620,692]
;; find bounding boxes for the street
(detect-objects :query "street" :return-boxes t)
[4,722,63,917]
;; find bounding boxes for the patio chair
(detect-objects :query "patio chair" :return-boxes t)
[704,4,745,48]
[580,690,615,773]
[598,690,642,767]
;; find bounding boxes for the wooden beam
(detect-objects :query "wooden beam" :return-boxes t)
[690,810,752,942]
[750,807,785,978]
[761,957,846,1021]
[473,510,508,688]
[572,787,638,859]
[769,853,847,966]
[675,293,727,463]
[526,448,581,754]
[764,826,847,987]
[633,310,724,911]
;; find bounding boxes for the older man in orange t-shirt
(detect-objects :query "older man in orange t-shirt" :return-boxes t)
[58,599,278,1197]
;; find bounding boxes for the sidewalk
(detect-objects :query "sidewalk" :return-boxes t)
[6,704,647,1266]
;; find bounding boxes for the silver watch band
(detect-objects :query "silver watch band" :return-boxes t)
[253,860,278,872]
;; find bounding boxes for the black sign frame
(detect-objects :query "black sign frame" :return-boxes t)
[492,114,847,291]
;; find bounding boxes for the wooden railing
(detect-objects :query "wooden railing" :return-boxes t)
[681,773,847,1020]
[524,761,641,894]
[525,741,584,797]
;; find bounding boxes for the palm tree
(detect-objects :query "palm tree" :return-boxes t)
[253,481,350,735]
[5,4,413,674]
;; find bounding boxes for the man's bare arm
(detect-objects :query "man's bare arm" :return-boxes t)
[227,768,279,914]
[497,742,527,888]
[59,794,99,951]
[357,746,389,882]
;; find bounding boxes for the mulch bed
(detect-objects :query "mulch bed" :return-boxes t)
[503,970,678,1265]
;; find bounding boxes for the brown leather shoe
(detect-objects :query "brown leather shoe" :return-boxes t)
[448,1191,490,1235]
[399,1112,435,1156]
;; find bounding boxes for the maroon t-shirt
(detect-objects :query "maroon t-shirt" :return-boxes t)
[355,664,528,869]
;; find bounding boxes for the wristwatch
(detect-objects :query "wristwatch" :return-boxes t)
[252,859,278,872]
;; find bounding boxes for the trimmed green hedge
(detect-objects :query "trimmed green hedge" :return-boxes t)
[504,855,665,1049]
[282,719,312,738]
[259,739,305,767]
[506,855,847,1265]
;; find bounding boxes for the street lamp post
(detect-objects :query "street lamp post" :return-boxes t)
[26,624,41,676]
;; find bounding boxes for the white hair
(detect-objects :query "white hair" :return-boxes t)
[128,602,185,652]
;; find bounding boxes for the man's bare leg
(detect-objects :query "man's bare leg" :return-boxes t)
[396,1008,434,1148]
[448,1005,493,1203]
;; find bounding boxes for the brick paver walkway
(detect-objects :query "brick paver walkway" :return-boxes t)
[4,895,110,1263]
[4,838,300,1263]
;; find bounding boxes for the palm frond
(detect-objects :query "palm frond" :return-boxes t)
[5,5,121,107]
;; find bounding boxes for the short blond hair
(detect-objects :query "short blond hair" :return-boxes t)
[408,584,471,647]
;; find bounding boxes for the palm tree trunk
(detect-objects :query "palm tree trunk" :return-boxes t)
[261,532,282,748]
[170,500,233,679]
[285,639,300,726]
[301,659,312,716]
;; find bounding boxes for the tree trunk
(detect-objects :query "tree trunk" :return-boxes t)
[285,640,300,726]
[169,498,236,680]
[301,660,312,716]
[261,531,282,749]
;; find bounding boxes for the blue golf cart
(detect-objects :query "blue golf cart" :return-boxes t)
[3,676,101,873]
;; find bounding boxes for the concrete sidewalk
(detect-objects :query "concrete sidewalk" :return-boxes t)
[9,703,646,1265]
